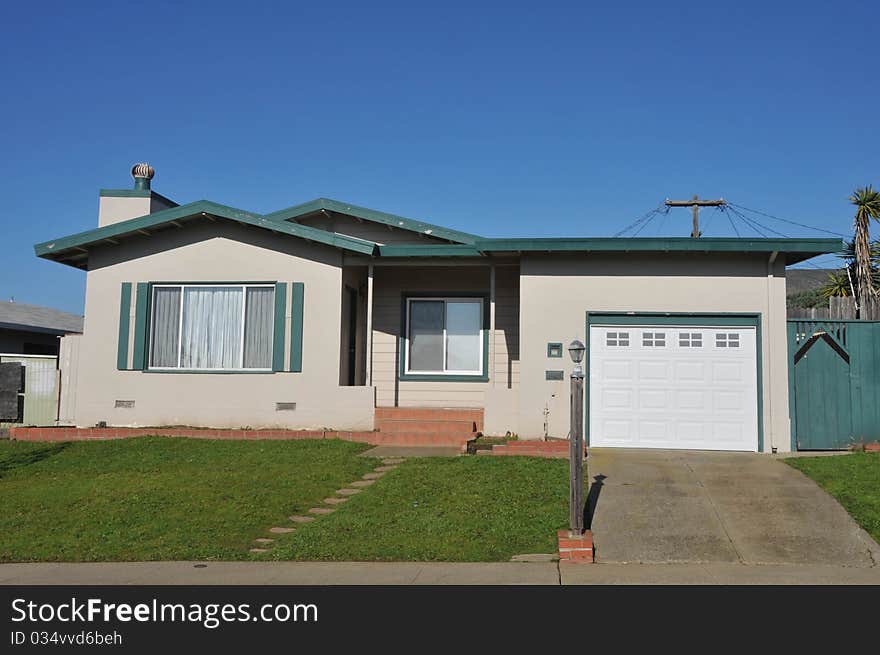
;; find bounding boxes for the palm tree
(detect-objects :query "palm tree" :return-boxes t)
[848,186,880,307]
[819,270,852,298]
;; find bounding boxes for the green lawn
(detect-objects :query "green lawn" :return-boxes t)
[267,456,570,562]
[0,439,572,562]
[0,437,376,562]
[785,453,880,543]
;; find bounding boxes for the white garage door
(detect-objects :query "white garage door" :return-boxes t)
[589,324,759,452]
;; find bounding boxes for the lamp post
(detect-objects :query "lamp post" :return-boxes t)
[568,338,586,535]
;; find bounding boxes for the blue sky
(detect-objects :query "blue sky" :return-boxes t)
[1,0,877,314]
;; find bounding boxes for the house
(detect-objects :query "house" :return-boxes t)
[0,301,83,427]
[33,164,840,452]
[0,300,83,356]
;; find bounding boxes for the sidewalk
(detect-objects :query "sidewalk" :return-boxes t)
[1,561,878,585]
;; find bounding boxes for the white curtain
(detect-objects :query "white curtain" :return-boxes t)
[180,287,243,369]
[150,287,181,367]
[243,287,274,368]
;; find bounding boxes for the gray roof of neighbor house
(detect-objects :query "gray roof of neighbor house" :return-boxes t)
[0,301,83,335]
[34,196,844,268]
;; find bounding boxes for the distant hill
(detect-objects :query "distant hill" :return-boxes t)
[786,268,835,294]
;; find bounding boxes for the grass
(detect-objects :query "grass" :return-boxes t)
[785,452,880,543]
[0,437,376,562]
[267,456,570,562]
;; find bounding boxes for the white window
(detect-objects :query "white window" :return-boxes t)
[679,332,703,347]
[642,331,666,347]
[149,284,275,370]
[716,332,741,348]
[405,298,483,375]
[606,331,630,347]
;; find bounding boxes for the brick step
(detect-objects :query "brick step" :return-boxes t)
[488,440,580,459]
[375,407,484,431]
[490,447,568,459]
[376,418,477,434]
[504,440,570,450]
[367,432,475,446]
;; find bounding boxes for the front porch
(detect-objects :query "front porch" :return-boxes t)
[338,260,521,438]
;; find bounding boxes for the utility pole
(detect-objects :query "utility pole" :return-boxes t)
[665,195,726,238]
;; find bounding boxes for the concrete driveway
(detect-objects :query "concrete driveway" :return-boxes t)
[587,449,880,566]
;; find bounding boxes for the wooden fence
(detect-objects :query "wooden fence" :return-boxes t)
[787,296,880,320]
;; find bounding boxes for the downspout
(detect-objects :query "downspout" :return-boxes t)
[766,251,778,453]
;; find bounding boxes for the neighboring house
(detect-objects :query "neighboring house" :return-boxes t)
[0,301,83,427]
[0,300,83,355]
[34,164,840,452]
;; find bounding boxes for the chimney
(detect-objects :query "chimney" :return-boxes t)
[98,163,174,227]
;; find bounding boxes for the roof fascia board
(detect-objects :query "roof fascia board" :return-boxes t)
[475,236,843,254]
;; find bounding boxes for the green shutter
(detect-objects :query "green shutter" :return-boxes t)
[132,282,150,370]
[290,282,304,373]
[272,282,287,372]
[117,283,132,370]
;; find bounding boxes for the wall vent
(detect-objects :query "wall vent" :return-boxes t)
[115,400,135,409]
[275,402,297,411]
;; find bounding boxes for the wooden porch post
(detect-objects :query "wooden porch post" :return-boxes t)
[366,263,374,387]
[489,263,496,387]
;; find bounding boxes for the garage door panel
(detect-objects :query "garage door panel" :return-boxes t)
[602,359,633,381]
[636,420,669,442]
[600,388,634,410]
[638,360,672,382]
[675,361,708,383]
[674,389,709,411]
[639,389,669,410]
[590,324,758,452]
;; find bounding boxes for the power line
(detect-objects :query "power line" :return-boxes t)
[728,202,847,237]
[726,205,791,238]
[717,206,741,237]
[613,204,666,237]
[632,207,665,236]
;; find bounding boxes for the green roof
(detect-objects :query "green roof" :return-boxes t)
[35,200,378,268]
[264,197,481,245]
[35,197,842,269]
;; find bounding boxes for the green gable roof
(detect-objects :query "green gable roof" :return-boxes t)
[35,200,378,268]
[264,197,481,245]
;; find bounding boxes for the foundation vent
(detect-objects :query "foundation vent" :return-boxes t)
[114,400,135,409]
[275,402,297,411]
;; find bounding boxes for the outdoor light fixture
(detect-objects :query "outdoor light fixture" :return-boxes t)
[568,339,585,378]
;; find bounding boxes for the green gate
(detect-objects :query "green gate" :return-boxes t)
[788,320,880,450]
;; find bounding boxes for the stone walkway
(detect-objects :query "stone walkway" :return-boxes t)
[249,458,405,554]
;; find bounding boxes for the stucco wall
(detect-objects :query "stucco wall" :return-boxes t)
[74,221,374,430]
[370,264,520,434]
[518,252,790,452]
[98,196,152,227]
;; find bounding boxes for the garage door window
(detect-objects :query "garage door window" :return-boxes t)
[606,331,629,347]
[642,331,666,347]
[716,332,741,348]
[679,332,703,347]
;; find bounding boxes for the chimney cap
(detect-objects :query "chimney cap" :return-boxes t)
[131,163,155,180]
